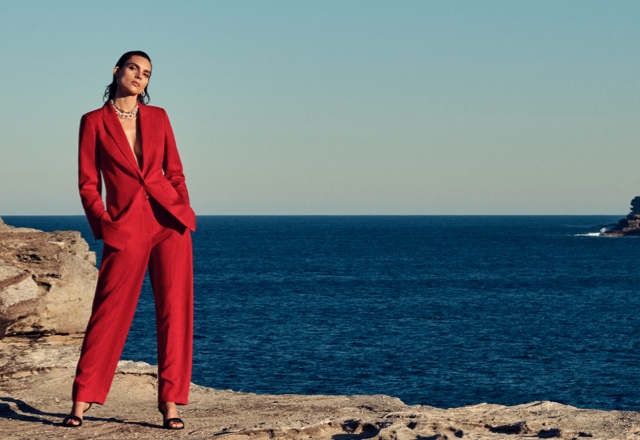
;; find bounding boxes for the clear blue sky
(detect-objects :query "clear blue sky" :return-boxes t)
[1,0,638,215]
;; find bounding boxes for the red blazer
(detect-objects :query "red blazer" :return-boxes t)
[78,102,196,250]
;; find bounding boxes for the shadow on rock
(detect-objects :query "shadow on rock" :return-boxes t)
[0,396,161,429]
[0,397,61,426]
[332,419,381,439]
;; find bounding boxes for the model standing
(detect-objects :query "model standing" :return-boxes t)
[63,51,196,430]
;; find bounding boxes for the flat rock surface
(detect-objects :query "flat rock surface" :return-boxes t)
[1,336,639,439]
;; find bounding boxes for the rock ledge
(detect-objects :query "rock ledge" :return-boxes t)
[0,216,97,336]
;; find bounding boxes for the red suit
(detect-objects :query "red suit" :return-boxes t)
[74,102,196,405]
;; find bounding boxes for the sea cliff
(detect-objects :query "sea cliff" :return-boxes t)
[602,196,640,236]
[0,216,638,439]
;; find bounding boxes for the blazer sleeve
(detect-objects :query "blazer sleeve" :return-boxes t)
[78,114,106,239]
[161,109,191,205]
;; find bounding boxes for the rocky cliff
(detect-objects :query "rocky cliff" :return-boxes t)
[602,196,640,236]
[0,216,97,337]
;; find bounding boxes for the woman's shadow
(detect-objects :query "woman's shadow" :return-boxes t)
[0,396,158,428]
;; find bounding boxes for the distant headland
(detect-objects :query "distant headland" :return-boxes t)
[601,196,640,236]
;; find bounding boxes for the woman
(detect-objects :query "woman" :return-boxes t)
[62,51,196,430]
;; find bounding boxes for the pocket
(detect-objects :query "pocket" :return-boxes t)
[160,180,182,202]
[100,210,130,251]
[100,210,113,222]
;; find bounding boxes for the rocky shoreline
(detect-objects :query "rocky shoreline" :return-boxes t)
[1,217,639,439]
[601,196,640,236]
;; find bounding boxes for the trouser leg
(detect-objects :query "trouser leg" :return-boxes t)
[72,237,152,404]
[148,224,194,405]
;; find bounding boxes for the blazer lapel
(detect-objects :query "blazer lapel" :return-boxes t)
[101,104,143,178]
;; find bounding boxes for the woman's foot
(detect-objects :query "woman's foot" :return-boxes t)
[61,401,92,427]
[158,402,185,430]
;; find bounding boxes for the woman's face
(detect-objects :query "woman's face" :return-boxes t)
[114,55,152,97]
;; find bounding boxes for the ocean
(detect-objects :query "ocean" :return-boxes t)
[4,215,639,411]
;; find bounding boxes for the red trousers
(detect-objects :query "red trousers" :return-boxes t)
[73,197,193,405]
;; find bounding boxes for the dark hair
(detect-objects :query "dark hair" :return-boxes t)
[103,51,152,104]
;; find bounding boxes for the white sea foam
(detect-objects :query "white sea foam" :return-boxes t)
[574,225,616,236]
[574,232,604,237]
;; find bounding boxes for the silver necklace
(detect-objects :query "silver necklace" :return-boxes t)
[110,100,139,119]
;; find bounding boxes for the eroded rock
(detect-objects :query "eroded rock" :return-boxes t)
[0,216,97,337]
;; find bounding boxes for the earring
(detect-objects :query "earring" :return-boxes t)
[141,90,146,97]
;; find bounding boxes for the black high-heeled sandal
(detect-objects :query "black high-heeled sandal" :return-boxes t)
[62,402,92,427]
[158,403,185,430]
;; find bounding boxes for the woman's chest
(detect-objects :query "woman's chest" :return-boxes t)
[119,119,142,166]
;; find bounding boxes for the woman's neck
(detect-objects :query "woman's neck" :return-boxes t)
[112,95,139,112]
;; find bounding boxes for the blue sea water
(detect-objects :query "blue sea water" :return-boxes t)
[4,215,639,411]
